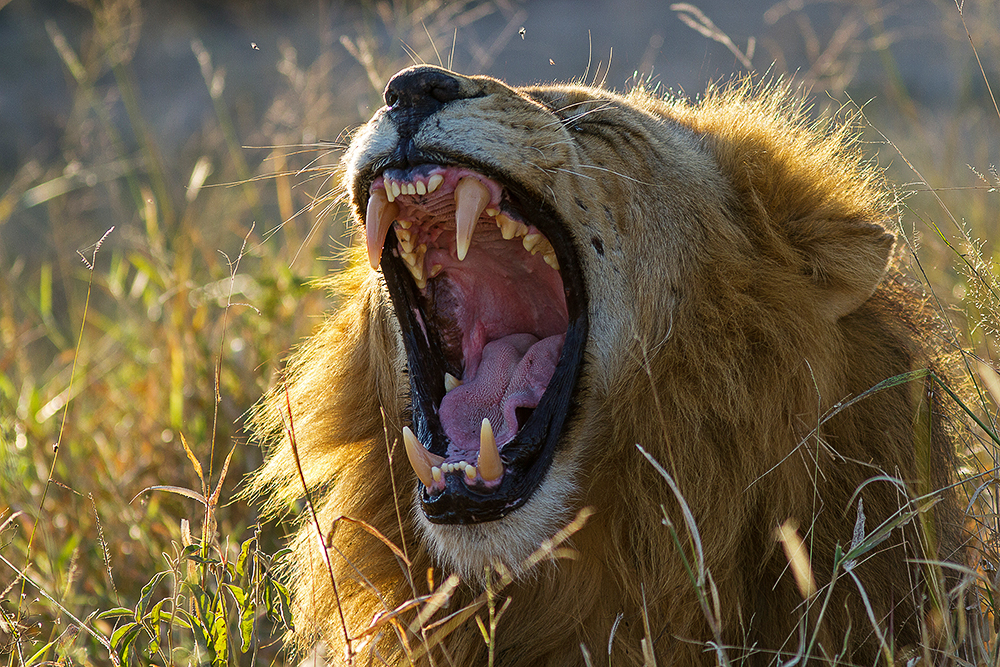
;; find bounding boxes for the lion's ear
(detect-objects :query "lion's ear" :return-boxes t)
[796,219,894,320]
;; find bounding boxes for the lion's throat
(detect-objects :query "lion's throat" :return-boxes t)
[438,332,564,456]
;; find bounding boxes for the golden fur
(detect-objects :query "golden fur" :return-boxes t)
[251,68,967,665]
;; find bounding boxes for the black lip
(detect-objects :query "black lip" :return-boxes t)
[368,162,589,524]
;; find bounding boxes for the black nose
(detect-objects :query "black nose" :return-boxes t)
[384,66,464,111]
[381,67,470,168]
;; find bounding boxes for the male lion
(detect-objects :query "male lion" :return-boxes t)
[251,66,969,665]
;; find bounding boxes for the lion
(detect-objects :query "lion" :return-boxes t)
[250,65,971,666]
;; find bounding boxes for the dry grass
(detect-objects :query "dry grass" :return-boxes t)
[0,0,997,664]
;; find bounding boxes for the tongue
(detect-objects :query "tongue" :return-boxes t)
[438,332,565,455]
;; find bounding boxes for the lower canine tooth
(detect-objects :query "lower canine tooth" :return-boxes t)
[478,418,503,482]
[402,427,444,488]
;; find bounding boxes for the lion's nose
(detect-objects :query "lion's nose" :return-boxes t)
[384,66,465,111]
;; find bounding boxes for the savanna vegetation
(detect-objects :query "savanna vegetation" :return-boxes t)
[1,1,997,664]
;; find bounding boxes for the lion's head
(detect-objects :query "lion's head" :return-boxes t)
[253,66,967,665]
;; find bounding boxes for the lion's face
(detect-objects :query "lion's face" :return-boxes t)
[346,66,749,575]
[258,65,964,662]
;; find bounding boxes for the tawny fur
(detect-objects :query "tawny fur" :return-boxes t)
[250,70,968,666]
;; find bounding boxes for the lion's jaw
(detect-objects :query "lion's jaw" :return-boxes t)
[346,66,614,573]
[414,447,580,580]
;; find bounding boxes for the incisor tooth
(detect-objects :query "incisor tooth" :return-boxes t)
[416,181,427,195]
[444,373,463,392]
[390,181,402,200]
[427,174,444,193]
[366,189,399,270]
[478,418,503,482]
[464,464,476,480]
[454,177,490,261]
[402,427,444,488]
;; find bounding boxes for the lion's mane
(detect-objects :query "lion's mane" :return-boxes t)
[250,73,968,666]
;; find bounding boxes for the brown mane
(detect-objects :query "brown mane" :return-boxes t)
[250,73,969,666]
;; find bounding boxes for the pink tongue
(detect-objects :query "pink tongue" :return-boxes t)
[438,332,564,455]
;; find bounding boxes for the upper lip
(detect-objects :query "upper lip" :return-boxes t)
[361,160,589,524]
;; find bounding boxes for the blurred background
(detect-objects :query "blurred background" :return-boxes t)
[1,0,997,664]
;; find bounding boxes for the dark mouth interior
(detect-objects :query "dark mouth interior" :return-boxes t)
[366,163,586,523]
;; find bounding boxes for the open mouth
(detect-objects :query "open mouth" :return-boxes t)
[363,163,588,524]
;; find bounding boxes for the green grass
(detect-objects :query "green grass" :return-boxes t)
[1,1,998,665]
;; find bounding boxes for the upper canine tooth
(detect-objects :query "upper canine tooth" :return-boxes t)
[427,174,444,193]
[478,418,503,482]
[402,426,445,488]
[454,177,490,261]
[365,189,399,270]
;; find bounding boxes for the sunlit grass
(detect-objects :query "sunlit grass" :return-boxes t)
[1,0,997,664]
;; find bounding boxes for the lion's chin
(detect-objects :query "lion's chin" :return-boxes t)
[412,452,580,581]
